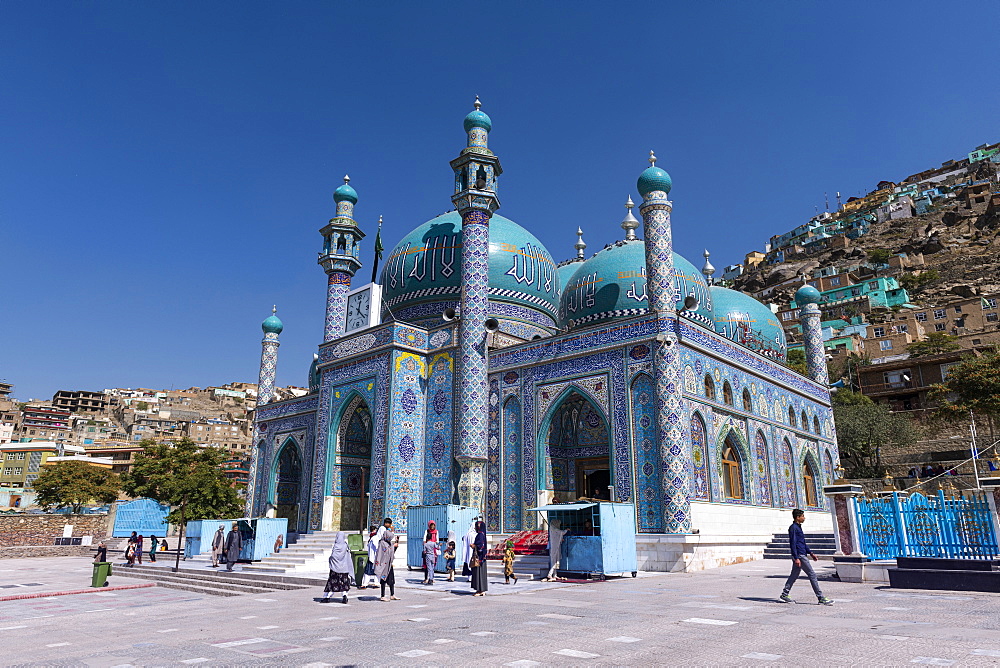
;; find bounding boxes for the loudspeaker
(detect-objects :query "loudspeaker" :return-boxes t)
[442,308,458,322]
[683,295,699,311]
[484,318,500,332]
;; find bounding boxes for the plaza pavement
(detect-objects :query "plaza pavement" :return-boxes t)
[3,555,1000,666]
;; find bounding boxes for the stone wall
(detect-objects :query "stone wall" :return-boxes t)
[0,514,110,548]
[0,545,96,559]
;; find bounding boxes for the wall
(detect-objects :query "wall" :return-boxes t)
[0,513,110,547]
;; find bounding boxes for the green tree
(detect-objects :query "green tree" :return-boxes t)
[867,248,893,275]
[32,461,121,513]
[833,402,920,478]
[786,348,809,375]
[929,350,1000,442]
[135,401,149,411]
[907,333,961,358]
[831,388,873,407]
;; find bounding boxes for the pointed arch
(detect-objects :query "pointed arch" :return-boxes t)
[630,373,662,531]
[502,395,523,532]
[780,437,797,508]
[813,415,822,436]
[272,436,303,531]
[704,374,716,401]
[536,385,612,502]
[754,429,772,507]
[802,450,822,508]
[690,411,710,500]
[742,388,753,413]
[801,410,809,432]
[788,406,797,428]
[824,449,835,485]
[717,425,751,503]
[330,391,374,532]
[722,381,734,406]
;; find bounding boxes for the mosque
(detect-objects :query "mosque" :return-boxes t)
[246,100,839,571]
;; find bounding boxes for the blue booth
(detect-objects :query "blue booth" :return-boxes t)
[185,517,288,561]
[529,502,638,580]
[405,504,480,572]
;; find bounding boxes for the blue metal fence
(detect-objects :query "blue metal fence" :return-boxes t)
[854,491,999,560]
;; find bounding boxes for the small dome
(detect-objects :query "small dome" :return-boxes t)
[795,284,823,305]
[637,165,672,197]
[333,182,358,205]
[262,313,283,335]
[709,286,786,361]
[464,109,493,133]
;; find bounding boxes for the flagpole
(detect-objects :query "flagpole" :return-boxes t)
[371,215,383,284]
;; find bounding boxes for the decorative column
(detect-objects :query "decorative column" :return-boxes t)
[637,151,691,534]
[795,285,830,385]
[450,97,502,510]
[823,470,867,582]
[318,176,365,342]
[246,307,283,514]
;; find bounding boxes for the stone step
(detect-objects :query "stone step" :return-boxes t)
[113,569,276,595]
[121,564,322,589]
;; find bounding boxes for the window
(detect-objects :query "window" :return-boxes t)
[869,281,879,289]
[803,464,818,507]
[782,311,794,321]
[873,327,885,337]
[915,312,927,322]
[2,467,23,476]
[721,442,744,500]
[813,416,821,435]
[897,324,908,333]
[742,389,753,413]
[8,453,24,461]
[935,323,946,332]
[880,340,893,351]
[788,407,797,428]
[973,339,982,345]
[830,277,841,286]
[722,381,734,406]
[985,298,997,310]
[934,309,946,319]
[801,411,808,430]
[954,305,963,313]
[987,313,999,323]
[704,375,716,401]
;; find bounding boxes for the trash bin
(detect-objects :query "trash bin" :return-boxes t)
[91,562,112,588]
[347,533,368,588]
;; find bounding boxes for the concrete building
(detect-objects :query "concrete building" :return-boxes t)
[52,390,108,414]
[18,405,71,443]
[0,441,60,508]
[82,442,146,475]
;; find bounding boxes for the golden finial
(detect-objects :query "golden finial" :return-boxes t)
[272,305,277,315]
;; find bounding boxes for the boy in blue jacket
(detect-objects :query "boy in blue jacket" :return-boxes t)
[780,509,834,605]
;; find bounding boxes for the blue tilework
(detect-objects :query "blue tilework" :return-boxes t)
[502,395,523,532]
[423,353,454,506]
[630,373,663,531]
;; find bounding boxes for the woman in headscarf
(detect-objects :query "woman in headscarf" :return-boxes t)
[321,531,353,604]
[125,532,137,567]
[422,520,439,585]
[471,520,488,596]
[461,520,477,580]
[503,538,518,585]
[373,517,400,601]
[360,525,379,589]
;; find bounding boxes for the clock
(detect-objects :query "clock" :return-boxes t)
[344,283,382,334]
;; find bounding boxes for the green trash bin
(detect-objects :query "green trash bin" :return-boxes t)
[91,562,112,588]
[347,533,368,589]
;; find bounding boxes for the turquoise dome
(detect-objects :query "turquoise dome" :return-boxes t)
[556,260,585,292]
[464,109,493,133]
[795,284,823,305]
[559,240,713,329]
[262,313,283,335]
[380,211,560,327]
[709,286,787,361]
[637,166,672,197]
[333,182,358,204]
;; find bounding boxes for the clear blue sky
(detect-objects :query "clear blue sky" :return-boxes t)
[2,2,998,400]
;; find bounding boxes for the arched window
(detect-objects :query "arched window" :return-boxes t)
[801,411,809,432]
[813,415,821,435]
[722,439,744,500]
[704,374,716,401]
[803,461,818,507]
[788,406,797,428]
[742,389,753,413]
[722,381,734,406]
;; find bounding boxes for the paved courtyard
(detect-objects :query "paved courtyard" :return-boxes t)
[3,556,1000,666]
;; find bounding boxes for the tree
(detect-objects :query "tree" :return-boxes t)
[135,401,149,411]
[907,333,961,358]
[929,350,1000,442]
[786,348,809,375]
[833,402,920,478]
[867,248,893,275]
[32,461,120,513]
[831,388,873,407]
[122,439,244,571]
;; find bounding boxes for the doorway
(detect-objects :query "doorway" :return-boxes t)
[274,441,302,533]
[545,391,611,502]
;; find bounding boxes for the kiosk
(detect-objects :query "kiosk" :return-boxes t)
[529,502,637,580]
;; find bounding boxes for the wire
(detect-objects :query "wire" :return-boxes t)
[899,435,1000,492]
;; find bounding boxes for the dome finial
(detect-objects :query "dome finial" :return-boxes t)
[621,196,639,240]
[575,227,587,259]
[343,175,350,184]
[649,150,657,166]
[473,95,481,110]
[272,305,277,315]
[701,250,715,284]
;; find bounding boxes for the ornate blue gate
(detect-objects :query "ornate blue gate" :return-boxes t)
[854,491,999,560]
[112,498,170,537]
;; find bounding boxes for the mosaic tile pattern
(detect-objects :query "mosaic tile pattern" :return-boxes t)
[780,438,797,508]
[689,412,710,500]
[324,271,352,342]
[755,430,772,507]
[256,333,280,407]
[630,373,663,531]
[486,380,502,531]
[502,395,523,532]
[799,303,830,386]
[423,353,454,506]
[385,351,426,525]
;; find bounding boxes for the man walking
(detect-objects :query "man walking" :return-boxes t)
[224,522,243,572]
[210,524,225,568]
[780,509,834,605]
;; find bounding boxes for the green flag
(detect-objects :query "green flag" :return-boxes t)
[371,216,384,283]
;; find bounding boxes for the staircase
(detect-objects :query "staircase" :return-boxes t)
[763,532,837,560]
[241,531,339,574]
[112,563,318,597]
[486,553,550,581]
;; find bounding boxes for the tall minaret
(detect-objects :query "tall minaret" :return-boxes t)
[449,97,502,510]
[257,306,283,406]
[795,284,830,384]
[318,176,365,342]
[637,151,691,534]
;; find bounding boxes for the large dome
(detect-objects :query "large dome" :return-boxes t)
[380,211,560,336]
[559,240,714,330]
[709,286,787,361]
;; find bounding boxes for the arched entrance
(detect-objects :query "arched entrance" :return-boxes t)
[541,391,612,503]
[334,395,373,531]
[274,440,302,532]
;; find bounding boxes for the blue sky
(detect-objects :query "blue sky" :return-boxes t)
[2,2,998,399]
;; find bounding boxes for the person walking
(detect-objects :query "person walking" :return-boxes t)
[135,535,143,564]
[148,535,159,563]
[542,519,565,581]
[461,520,477,580]
[360,525,379,589]
[373,517,399,601]
[502,538,518,585]
[321,531,353,604]
[125,532,137,567]
[224,522,242,572]
[210,524,225,568]
[422,520,439,585]
[780,509,834,605]
[471,520,488,596]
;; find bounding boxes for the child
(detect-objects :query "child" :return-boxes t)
[503,538,518,585]
[443,541,457,582]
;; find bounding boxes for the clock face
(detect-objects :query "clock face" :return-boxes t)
[345,290,371,331]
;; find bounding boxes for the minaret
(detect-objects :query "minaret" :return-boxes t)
[637,151,691,534]
[257,306,283,406]
[449,97,502,510]
[621,196,639,241]
[795,285,830,384]
[318,176,365,342]
[701,249,715,285]
[575,227,587,259]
